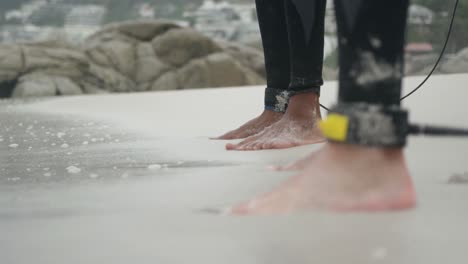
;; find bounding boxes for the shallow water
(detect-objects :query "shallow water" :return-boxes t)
[1,75,468,264]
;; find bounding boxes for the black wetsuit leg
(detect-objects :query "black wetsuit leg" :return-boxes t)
[334,0,410,106]
[284,0,326,94]
[256,0,326,111]
[255,0,291,112]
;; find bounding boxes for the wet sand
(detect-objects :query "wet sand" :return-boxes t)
[1,74,468,264]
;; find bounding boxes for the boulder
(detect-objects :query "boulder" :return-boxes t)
[117,20,180,41]
[133,25,266,90]
[0,45,24,82]
[88,63,136,92]
[135,43,170,86]
[1,20,268,98]
[151,71,179,91]
[12,74,57,98]
[85,48,113,68]
[80,79,109,94]
[22,45,88,70]
[90,40,136,78]
[244,39,263,51]
[176,58,208,89]
[177,52,262,89]
[22,45,89,81]
[86,31,139,48]
[87,20,180,43]
[204,52,264,86]
[12,74,83,98]
[54,77,83,95]
[78,74,109,94]
[32,64,88,80]
[240,67,266,85]
[0,70,20,85]
[220,41,266,78]
[152,28,222,67]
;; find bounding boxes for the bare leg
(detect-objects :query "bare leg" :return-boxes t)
[231,143,416,215]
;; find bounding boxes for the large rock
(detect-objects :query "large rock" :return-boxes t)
[204,53,264,86]
[135,43,170,86]
[86,31,139,48]
[80,77,109,94]
[117,20,180,41]
[54,77,83,95]
[240,67,266,85]
[22,45,88,71]
[1,20,267,98]
[89,40,136,78]
[12,74,82,98]
[32,64,88,80]
[29,39,77,49]
[220,41,266,78]
[151,71,179,91]
[13,74,56,98]
[0,69,21,85]
[87,20,180,43]
[88,63,136,92]
[244,39,263,51]
[0,45,24,82]
[177,52,263,89]
[85,48,113,68]
[152,28,222,67]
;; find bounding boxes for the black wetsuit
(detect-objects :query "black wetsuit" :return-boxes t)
[258,0,409,111]
[256,0,326,111]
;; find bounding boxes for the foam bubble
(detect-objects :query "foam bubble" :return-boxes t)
[148,164,162,170]
[66,166,81,174]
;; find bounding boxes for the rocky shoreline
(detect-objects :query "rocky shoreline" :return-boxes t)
[0,20,266,98]
[1,20,468,99]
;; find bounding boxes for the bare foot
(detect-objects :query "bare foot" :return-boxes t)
[226,93,325,151]
[231,143,416,215]
[214,110,283,140]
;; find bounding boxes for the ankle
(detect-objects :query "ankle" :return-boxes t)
[286,92,321,118]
